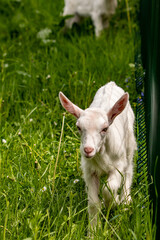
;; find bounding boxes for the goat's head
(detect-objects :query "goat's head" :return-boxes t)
[59,91,128,158]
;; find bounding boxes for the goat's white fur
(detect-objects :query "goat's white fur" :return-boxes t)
[59,81,136,229]
[63,0,118,36]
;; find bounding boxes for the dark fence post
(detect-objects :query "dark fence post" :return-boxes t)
[140,0,160,239]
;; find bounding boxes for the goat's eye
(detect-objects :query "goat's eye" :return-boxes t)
[77,126,81,131]
[101,127,108,133]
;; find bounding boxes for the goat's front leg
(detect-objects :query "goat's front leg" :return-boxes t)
[85,172,101,229]
[102,170,122,207]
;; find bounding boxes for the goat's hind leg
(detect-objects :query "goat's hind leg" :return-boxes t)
[122,163,133,204]
[123,132,136,204]
[91,14,104,37]
[102,14,109,29]
[64,13,81,30]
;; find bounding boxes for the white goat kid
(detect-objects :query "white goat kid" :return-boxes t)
[59,82,136,229]
[63,0,118,36]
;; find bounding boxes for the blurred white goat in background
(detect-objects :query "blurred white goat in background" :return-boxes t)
[59,81,136,230]
[63,0,118,36]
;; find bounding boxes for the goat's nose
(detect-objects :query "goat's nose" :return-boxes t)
[84,147,94,154]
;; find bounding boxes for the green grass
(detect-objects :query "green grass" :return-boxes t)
[0,0,155,239]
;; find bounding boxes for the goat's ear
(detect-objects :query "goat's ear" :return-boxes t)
[107,93,129,125]
[59,92,83,118]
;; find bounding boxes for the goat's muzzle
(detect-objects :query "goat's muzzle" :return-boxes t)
[84,147,94,158]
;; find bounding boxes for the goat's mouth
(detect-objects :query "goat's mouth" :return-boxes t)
[84,152,95,159]
[85,155,93,159]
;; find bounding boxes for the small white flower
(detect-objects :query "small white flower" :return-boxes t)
[2,139,7,144]
[19,23,26,29]
[29,118,33,122]
[41,186,47,192]
[4,63,9,68]
[73,179,79,184]
[54,121,57,126]
[42,39,56,44]
[35,10,40,14]
[129,63,135,68]
[16,70,31,78]
[46,74,51,79]
[42,88,48,92]
[18,132,21,136]
[37,28,52,40]
[3,52,7,57]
